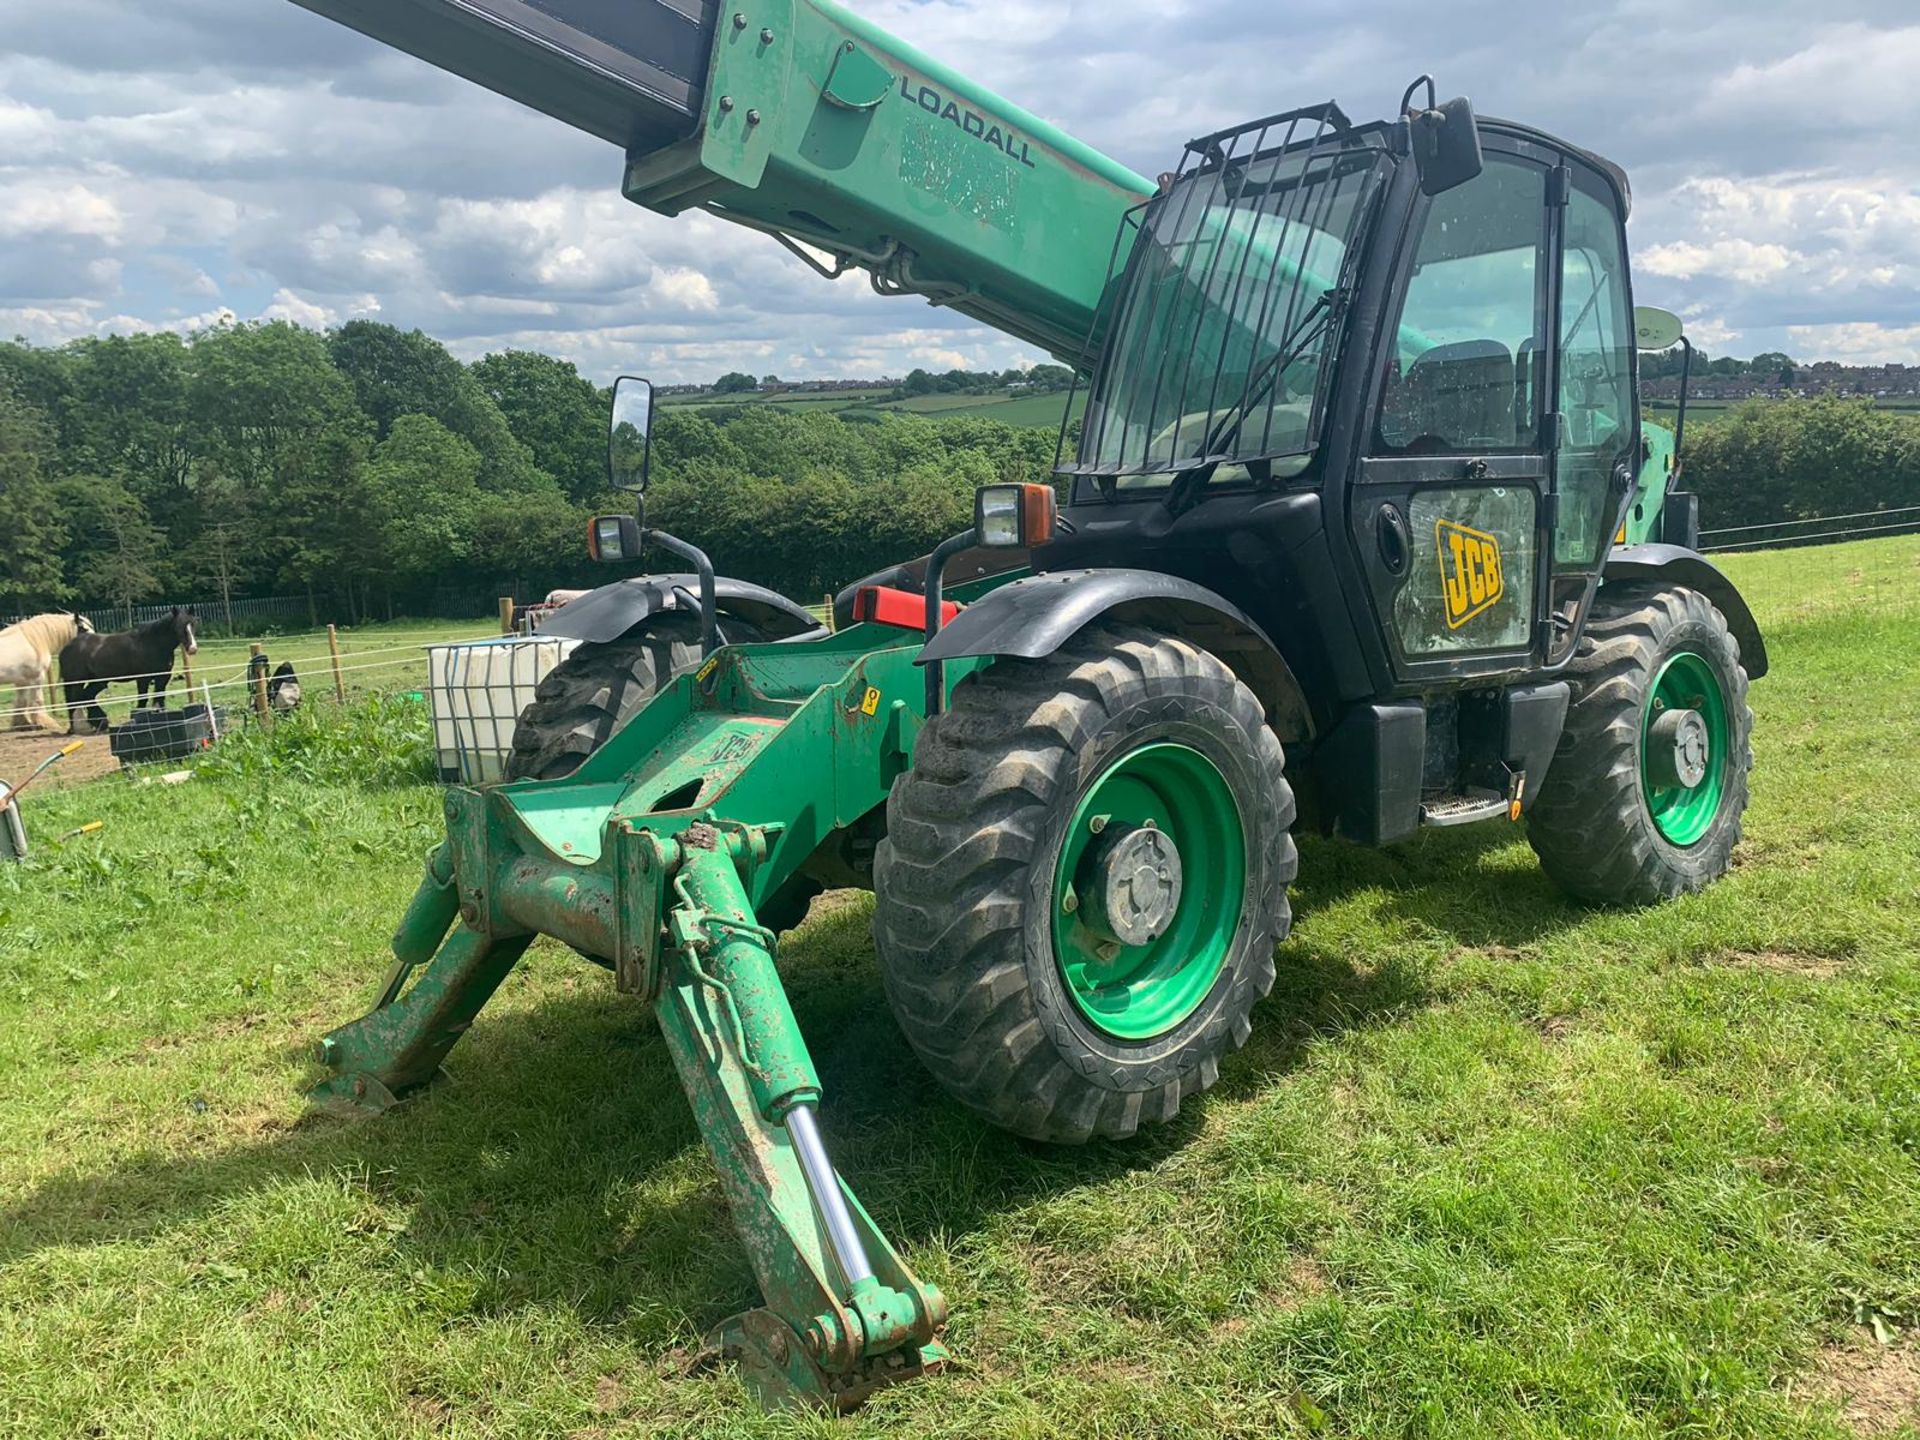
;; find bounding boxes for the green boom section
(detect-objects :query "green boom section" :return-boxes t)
[626,0,1153,358]
[288,0,1153,360]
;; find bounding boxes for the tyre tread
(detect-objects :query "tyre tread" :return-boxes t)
[874,625,1296,1143]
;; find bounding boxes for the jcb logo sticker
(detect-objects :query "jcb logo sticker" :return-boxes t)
[1437,520,1504,628]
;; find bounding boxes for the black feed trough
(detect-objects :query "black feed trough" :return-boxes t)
[108,704,226,764]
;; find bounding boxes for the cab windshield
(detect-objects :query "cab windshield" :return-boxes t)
[1072,119,1386,485]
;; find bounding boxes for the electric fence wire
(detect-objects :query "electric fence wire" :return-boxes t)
[18,649,454,720]
[1699,503,1920,554]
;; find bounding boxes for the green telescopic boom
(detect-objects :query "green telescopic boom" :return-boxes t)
[288,0,1153,359]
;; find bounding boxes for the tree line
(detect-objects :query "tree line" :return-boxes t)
[0,321,1059,622]
[700,363,1074,399]
[1,319,1910,629]
[1639,347,1801,384]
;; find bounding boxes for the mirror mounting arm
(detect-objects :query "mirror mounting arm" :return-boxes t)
[1672,335,1694,472]
[921,528,979,717]
[644,526,720,658]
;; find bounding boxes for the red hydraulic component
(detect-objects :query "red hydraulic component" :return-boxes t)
[853,586,958,630]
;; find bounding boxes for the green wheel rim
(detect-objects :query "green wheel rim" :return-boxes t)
[1641,650,1729,847]
[1051,743,1246,1041]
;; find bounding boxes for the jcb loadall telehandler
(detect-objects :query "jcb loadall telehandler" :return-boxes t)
[294,0,1767,1409]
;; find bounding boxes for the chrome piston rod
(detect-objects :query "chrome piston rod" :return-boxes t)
[784,1102,876,1288]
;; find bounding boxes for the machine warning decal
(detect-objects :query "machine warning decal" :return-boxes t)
[1437,519,1504,628]
[860,686,882,716]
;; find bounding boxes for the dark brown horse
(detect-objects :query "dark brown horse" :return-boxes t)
[60,607,200,734]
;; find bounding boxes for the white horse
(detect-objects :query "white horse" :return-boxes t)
[0,612,94,731]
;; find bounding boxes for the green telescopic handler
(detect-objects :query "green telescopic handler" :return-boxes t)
[293,0,1769,1409]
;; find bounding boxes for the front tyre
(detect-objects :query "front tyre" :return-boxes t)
[873,625,1296,1143]
[1527,584,1754,905]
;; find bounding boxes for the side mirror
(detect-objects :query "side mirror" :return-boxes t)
[974,482,1057,548]
[1633,306,1685,352]
[587,513,642,563]
[609,376,655,492]
[1406,84,1483,197]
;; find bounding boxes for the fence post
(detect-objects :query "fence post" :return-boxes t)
[180,646,194,699]
[327,624,347,703]
[499,596,516,635]
[250,643,270,723]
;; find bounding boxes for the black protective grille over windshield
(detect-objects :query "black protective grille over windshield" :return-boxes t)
[1069,105,1386,479]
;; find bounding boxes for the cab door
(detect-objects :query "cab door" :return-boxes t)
[1542,159,1638,664]
[1345,140,1555,686]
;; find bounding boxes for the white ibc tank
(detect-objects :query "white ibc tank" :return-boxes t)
[425,636,579,784]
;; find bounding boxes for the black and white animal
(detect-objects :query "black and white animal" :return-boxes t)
[268,660,302,713]
[59,607,199,735]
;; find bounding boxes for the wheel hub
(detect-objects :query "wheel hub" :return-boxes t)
[1641,650,1732,848]
[1050,742,1244,1041]
[1647,706,1710,790]
[1079,823,1184,949]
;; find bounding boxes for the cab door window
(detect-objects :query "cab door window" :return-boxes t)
[1554,176,1635,566]
[1376,157,1546,455]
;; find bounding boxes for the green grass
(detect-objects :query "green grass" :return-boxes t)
[656,387,1083,428]
[3,539,1918,1437]
[1646,400,1920,426]
[885,391,1083,427]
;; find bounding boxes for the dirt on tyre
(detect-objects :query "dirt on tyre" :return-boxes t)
[1527,583,1754,906]
[872,624,1297,1144]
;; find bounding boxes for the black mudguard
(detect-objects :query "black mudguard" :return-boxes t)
[534,574,826,645]
[1603,544,1768,679]
[917,567,1317,740]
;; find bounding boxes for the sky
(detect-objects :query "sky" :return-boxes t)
[4,0,1919,383]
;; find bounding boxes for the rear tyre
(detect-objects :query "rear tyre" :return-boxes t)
[505,611,820,934]
[1527,584,1753,906]
[873,624,1296,1144]
[506,612,718,781]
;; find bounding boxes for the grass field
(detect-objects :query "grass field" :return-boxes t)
[1,537,1917,1437]
[660,386,1084,429]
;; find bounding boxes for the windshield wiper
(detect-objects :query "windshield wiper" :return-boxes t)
[1161,290,1340,518]
[1199,287,1339,459]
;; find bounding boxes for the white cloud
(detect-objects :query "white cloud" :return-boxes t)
[1678,312,1741,351]
[94,304,239,336]
[1639,239,1801,285]
[259,288,337,328]
[6,0,1920,377]
[1785,321,1920,366]
[0,180,124,241]
[1703,24,1920,133]
[648,268,719,312]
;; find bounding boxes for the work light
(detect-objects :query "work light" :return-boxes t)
[587,514,642,562]
[974,483,1057,549]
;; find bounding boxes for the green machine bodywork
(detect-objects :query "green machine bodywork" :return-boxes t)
[623,0,1153,358]
[283,0,1160,1403]
[313,604,995,1407]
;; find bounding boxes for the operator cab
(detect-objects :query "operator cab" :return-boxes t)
[1049,89,1648,710]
